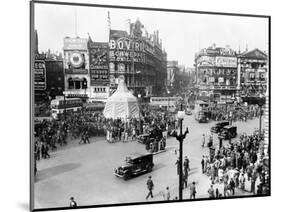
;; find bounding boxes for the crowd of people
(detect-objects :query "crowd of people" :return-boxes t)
[207,103,262,123]
[34,104,178,162]
[201,131,269,198]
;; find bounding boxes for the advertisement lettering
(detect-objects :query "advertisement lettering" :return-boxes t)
[34,60,46,90]
[198,56,215,67]
[88,42,109,85]
[64,38,88,50]
[215,56,237,68]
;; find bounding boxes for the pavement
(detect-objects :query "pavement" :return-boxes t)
[34,114,263,209]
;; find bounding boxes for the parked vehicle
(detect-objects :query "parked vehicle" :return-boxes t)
[218,126,237,140]
[114,153,154,180]
[211,121,230,133]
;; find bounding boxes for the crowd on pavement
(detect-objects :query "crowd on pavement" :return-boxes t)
[201,130,269,198]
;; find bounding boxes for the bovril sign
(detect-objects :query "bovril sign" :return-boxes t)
[109,37,145,52]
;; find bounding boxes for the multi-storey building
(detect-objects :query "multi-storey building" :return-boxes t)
[237,48,268,97]
[108,19,167,97]
[34,30,64,103]
[194,44,238,102]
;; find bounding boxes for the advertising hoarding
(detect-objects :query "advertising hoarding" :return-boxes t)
[197,56,215,67]
[34,60,46,90]
[88,42,109,85]
[63,38,88,50]
[109,36,146,62]
[215,56,237,68]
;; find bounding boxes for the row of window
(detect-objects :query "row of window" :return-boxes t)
[200,69,236,75]
[93,87,107,93]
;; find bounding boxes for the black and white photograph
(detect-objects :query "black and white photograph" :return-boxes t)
[30,1,270,211]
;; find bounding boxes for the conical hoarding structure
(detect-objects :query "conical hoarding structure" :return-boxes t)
[103,78,140,120]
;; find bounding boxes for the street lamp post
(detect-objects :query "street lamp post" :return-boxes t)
[172,103,189,200]
[138,94,142,133]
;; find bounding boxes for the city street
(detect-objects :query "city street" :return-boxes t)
[35,114,264,209]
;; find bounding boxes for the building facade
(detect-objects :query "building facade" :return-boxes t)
[167,60,179,94]
[237,48,268,97]
[34,30,64,103]
[108,19,167,97]
[195,44,238,102]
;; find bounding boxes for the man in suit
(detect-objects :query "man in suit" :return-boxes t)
[146,176,154,200]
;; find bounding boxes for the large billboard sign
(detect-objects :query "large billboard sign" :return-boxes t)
[197,56,216,67]
[89,42,109,85]
[215,56,237,68]
[63,38,88,50]
[109,37,146,62]
[34,60,46,90]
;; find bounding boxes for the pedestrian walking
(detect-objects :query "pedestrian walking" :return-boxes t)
[183,156,190,173]
[69,197,77,208]
[146,176,154,200]
[165,186,171,201]
[229,178,235,195]
[202,134,206,147]
[45,144,50,158]
[239,173,246,190]
[183,171,188,189]
[84,130,90,144]
[208,184,215,198]
[215,188,220,198]
[201,156,205,174]
[41,142,46,159]
[190,181,196,199]
[175,158,180,175]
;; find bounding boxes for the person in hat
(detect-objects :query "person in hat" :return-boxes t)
[202,134,206,147]
[69,197,77,208]
[146,176,154,200]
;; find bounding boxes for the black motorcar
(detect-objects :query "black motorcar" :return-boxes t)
[218,126,237,140]
[211,121,230,133]
[114,153,154,180]
[137,126,162,145]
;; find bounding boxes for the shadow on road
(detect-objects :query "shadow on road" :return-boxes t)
[35,163,81,182]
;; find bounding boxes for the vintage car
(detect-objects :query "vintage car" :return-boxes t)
[210,121,230,133]
[218,125,237,140]
[137,126,163,145]
[114,153,154,180]
[137,133,153,145]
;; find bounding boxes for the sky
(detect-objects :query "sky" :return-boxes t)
[34,3,269,67]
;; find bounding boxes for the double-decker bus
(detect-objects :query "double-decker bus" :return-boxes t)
[50,97,83,119]
[149,96,181,112]
[194,100,209,123]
